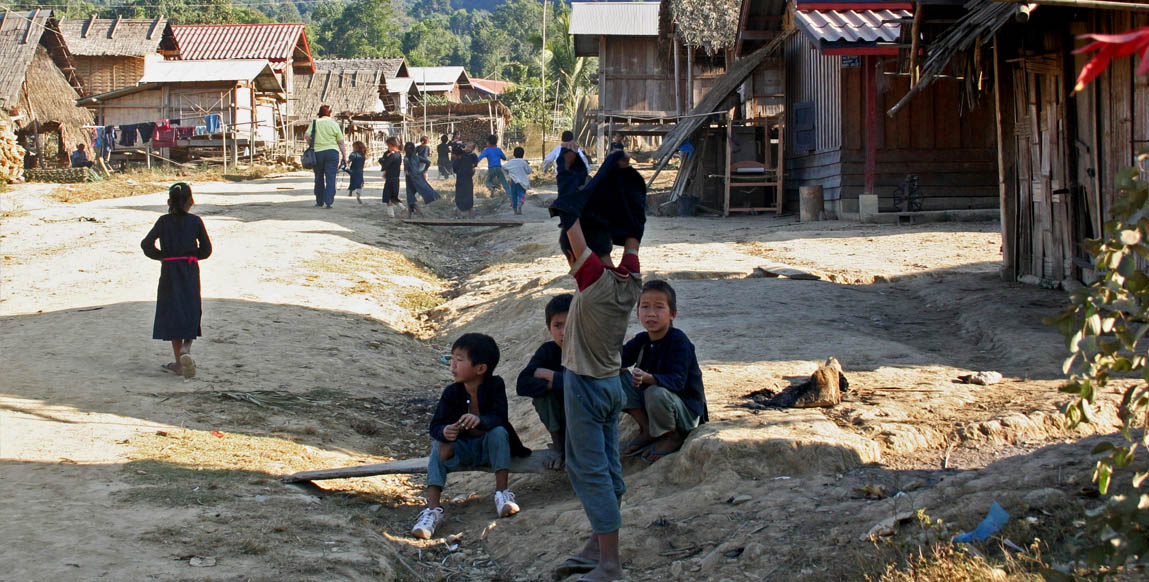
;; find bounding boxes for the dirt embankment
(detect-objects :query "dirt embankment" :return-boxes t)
[0,174,1125,581]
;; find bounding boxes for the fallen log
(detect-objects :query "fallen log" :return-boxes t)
[281,450,560,483]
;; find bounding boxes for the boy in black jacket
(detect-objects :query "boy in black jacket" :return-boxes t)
[516,294,572,469]
[411,333,531,540]
[620,280,708,464]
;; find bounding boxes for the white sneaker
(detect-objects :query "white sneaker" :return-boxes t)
[495,489,520,517]
[386,205,395,218]
[410,506,443,539]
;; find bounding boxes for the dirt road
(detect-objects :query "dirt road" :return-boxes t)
[0,173,1120,581]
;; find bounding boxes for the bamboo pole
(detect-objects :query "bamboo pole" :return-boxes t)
[993,0,1149,11]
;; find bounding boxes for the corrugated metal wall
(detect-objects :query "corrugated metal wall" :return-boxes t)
[784,32,841,153]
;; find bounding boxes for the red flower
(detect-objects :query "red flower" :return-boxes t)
[1072,26,1149,93]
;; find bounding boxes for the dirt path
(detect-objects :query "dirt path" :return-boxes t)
[0,174,1119,581]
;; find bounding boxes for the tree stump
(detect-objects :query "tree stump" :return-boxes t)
[767,357,848,408]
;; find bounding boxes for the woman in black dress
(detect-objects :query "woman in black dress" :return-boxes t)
[141,182,212,378]
[452,144,479,218]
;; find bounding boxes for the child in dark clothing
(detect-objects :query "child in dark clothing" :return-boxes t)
[140,183,212,379]
[548,165,643,581]
[379,136,403,217]
[436,134,453,179]
[516,294,572,469]
[346,141,367,204]
[452,144,479,218]
[620,280,708,463]
[411,333,531,540]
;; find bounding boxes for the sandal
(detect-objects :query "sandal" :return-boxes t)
[161,362,180,375]
[621,440,655,457]
[553,556,597,579]
[640,448,678,464]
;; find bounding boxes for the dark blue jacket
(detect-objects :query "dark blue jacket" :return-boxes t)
[549,149,646,243]
[428,376,531,457]
[516,341,566,399]
[621,328,708,422]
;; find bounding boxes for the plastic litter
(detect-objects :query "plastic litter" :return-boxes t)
[953,501,1010,543]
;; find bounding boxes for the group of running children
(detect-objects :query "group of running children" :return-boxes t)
[341,133,533,219]
[140,139,704,582]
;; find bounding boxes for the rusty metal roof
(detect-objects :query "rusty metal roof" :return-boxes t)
[570,2,660,36]
[794,8,910,49]
[169,23,312,70]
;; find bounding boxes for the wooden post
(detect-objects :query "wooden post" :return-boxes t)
[687,45,695,110]
[724,109,733,216]
[908,3,923,84]
[221,92,227,173]
[673,39,682,116]
[864,56,877,198]
[993,36,1017,281]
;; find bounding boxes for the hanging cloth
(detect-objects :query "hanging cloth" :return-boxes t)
[138,122,156,144]
[204,114,221,134]
[175,127,194,140]
[152,128,177,149]
[119,124,138,147]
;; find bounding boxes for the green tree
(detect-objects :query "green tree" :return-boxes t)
[402,16,468,67]
[311,0,402,58]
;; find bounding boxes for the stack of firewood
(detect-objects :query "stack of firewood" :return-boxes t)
[0,115,24,183]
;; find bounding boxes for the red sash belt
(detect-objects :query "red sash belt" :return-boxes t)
[162,256,198,263]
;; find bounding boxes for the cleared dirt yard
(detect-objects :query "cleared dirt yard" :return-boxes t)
[0,172,1125,581]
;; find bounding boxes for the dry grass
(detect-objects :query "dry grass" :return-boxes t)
[870,545,1046,582]
[48,165,277,203]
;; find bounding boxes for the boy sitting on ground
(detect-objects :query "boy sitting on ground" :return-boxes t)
[619,280,708,463]
[411,333,531,540]
[516,294,572,469]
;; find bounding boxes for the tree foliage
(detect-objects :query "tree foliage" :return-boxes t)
[1047,151,1149,572]
[311,0,402,58]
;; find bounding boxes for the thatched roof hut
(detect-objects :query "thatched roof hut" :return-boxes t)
[315,58,409,79]
[0,11,93,153]
[58,16,166,57]
[295,69,386,120]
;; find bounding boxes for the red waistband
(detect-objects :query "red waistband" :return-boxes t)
[163,256,198,263]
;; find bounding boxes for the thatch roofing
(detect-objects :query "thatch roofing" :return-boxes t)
[25,44,93,143]
[0,10,55,108]
[58,16,165,57]
[315,58,408,79]
[296,69,385,119]
[666,0,741,55]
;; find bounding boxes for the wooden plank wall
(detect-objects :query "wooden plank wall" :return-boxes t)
[1004,10,1148,282]
[600,37,677,116]
[783,33,843,206]
[838,67,998,214]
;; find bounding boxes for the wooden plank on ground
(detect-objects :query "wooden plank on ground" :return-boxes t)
[281,450,561,483]
[754,263,823,281]
[401,219,527,227]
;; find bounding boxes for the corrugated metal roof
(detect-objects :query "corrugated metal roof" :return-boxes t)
[794,9,910,44]
[409,66,468,86]
[384,76,416,94]
[570,2,660,36]
[58,17,166,57]
[170,23,305,63]
[140,59,282,91]
[470,78,514,95]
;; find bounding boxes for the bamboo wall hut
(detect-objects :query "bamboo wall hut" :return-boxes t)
[293,68,393,151]
[161,23,314,120]
[57,16,166,96]
[314,58,415,114]
[904,0,1149,283]
[77,59,286,163]
[0,10,93,168]
[352,101,510,147]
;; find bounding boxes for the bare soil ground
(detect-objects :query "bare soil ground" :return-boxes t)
[0,171,1128,581]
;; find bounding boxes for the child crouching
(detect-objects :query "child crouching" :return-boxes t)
[411,333,531,540]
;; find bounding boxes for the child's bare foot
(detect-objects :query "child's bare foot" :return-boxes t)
[161,362,181,375]
[179,353,196,379]
[544,441,565,470]
[575,564,625,581]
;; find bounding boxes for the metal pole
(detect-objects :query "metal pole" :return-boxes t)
[993,0,1149,11]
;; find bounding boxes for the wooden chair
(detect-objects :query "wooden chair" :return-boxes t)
[718,115,784,216]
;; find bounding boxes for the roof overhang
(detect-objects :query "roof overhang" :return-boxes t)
[570,1,660,57]
[793,7,912,56]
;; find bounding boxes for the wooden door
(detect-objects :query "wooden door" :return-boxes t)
[1013,57,1073,281]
